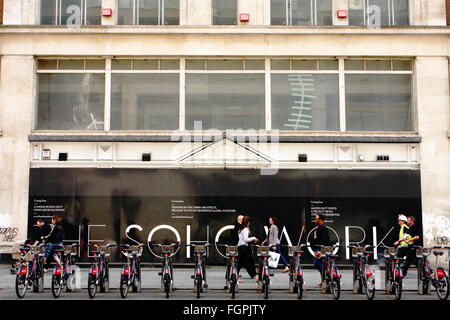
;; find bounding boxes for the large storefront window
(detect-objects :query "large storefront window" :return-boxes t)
[272,74,339,131]
[117,0,179,25]
[271,0,333,26]
[37,73,105,130]
[185,74,265,130]
[213,0,237,25]
[348,0,409,26]
[111,73,180,130]
[40,0,101,25]
[345,74,413,131]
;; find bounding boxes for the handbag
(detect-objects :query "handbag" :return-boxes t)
[268,251,280,268]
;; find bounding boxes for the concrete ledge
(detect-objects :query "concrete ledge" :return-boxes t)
[28,134,422,143]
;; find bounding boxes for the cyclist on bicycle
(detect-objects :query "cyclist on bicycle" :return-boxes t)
[310,214,330,287]
[30,219,51,246]
[42,215,65,273]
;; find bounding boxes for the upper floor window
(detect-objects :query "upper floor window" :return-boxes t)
[212,0,237,25]
[117,0,179,25]
[40,0,101,25]
[348,0,409,26]
[271,0,333,26]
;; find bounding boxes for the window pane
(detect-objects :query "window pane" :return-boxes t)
[368,0,390,26]
[118,0,135,25]
[213,0,237,25]
[86,60,105,70]
[346,74,413,131]
[139,0,158,25]
[186,74,265,130]
[37,73,105,130]
[59,59,84,70]
[271,59,290,70]
[245,60,265,70]
[40,0,57,25]
[163,0,180,25]
[291,0,313,26]
[271,74,339,131]
[207,59,244,70]
[37,59,58,70]
[393,60,412,71]
[111,74,179,130]
[271,0,287,25]
[292,60,317,70]
[345,59,364,70]
[394,0,409,26]
[348,0,365,26]
[319,60,339,70]
[316,0,332,25]
[160,59,180,70]
[85,0,102,25]
[61,0,82,25]
[133,59,158,70]
[112,59,132,70]
[186,60,206,70]
[365,60,391,70]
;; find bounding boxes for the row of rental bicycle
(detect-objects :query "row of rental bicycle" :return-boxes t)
[12,241,450,300]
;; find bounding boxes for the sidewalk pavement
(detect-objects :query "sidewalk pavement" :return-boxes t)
[0,264,421,292]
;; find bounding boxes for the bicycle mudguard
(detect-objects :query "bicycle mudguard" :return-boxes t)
[52,265,62,276]
[89,265,97,276]
[435,267,448,280]
[332,267,341,278]
[121,265,129,276]
[17,265,27,276]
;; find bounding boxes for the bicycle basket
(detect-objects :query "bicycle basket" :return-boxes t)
[320,246,335,255]
[351,247,365,257]
[383,247,397,258]
[225,246,238,257]
[416,247,431,258]
[65,245,78,255]
[161,245,173,254]
[257,246,270,256]
[130,245,142,254]
[288,246,303,257]
[193,245,206,254]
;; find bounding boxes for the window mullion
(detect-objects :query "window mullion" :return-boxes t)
[104,59,112,131]
[338,58,346,132]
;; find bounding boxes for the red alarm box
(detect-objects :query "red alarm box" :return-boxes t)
[102,8,113,17]
[240,13,250,23]
[337,10,347,19]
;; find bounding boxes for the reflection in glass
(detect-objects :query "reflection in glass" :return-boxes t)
[291,0,312,26]
[348,0,365,26]
[118,0,135,25]
[163,0,180,25]
[213,0,237,25]
[316,0,332,25]
[346,74,413,131]
[111,74,179,130]
[185,74,265,130]
[37,73,105,130]
[271,74,339,131]
[271,0,287,25]
[139,0,158,25]
[40,0,57,25]
[393,0,409,26]
[85,0,102,25]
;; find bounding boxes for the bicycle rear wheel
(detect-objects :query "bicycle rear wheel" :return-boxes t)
[15,269,28,299]
[435,274,449,300]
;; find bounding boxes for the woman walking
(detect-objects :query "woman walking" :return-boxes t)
[237,216,259,283]
[262,216,290,273]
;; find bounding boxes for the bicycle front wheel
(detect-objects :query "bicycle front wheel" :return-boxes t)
[435,275,449,300]
[393,278,402,300]
[120,274,129,299]
[196,276,202,299]
[51,273,62,298]
[15,270,28,299]
[331,280,341,300]
[164,274,171,298]
[296,276,303,299]
[366,279,376,300]
[264,277,270,299]
[87,273,97,299]
[230,274,236,299]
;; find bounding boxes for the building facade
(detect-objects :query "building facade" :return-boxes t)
[0,0,449,264]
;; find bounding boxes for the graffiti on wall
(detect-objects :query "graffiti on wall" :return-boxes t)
[423,212,450,246]
[0,226,19,242]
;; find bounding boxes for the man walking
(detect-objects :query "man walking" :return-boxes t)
[310,214,330,286]
[400,216,420,276]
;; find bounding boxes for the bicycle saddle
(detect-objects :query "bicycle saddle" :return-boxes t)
[433,251,444,256]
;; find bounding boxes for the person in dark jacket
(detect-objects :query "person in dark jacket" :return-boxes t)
[30,219,51,246]
[42,214,65,272]
[310,214,330,285]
